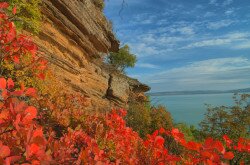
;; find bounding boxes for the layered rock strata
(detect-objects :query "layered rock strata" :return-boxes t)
[31,0,150,110]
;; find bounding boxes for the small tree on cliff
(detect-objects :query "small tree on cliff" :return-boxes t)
[108,45,137,72]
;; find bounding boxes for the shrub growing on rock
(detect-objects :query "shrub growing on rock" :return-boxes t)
[108,44,137,72]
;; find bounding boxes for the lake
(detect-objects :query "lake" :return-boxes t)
[150,93,241,127]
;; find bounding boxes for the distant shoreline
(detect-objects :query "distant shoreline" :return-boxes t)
[147,88,250,96]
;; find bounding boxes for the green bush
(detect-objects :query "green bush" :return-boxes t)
[174,123,197,141]
[199,94,250,141]
[125,101,152,138]
[108,45,137,72]
[126,97,174,138]
[150,105,173,132]
[1,0,42,33]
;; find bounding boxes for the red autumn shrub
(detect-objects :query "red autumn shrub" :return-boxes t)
[0,2,46,80]
[0,78,51,164]
[0,77,249,164]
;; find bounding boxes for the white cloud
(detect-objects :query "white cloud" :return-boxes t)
[207,20,234,30]
[130,14,156,25]
[209,0,233,6]
[195,4,204,9]
[209,0,218,5]
[159,36,186,44]
[225,9,234,15]
[226,32,249,39]
[233,41,250,49]
[170,27,195,35]
[182,32,249,49]
[204,12,215,17]
[136,63,160,69]
[183,38,231,49]
[131,33,187,55]
[129,41,175,59]
[129,43,159,57]
[141,57,250,92]
[223,0,234,6]
[161,57,249,78]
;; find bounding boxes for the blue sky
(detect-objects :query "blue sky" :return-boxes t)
[104,0,250,92]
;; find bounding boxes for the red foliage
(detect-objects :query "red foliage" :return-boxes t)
[234,138,250,153]
[0,77,249,164]
[0,4,47,79]
[0,2,9,9]
[0,2,249,165]
[0,78,51,164]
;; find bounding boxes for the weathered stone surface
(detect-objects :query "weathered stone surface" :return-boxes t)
[106,73,151,104]
[106,74,130,104]
[32,0,150,110]
[128,78,151,92]
[42,0,119,57]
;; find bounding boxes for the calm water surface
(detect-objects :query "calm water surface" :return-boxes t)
[151,93,238,127]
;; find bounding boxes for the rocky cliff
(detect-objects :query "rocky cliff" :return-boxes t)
[32,0,150,110]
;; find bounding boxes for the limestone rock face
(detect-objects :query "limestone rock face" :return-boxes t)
[42,0,119,57]
[33,0,150,110]
[106,74,130,103]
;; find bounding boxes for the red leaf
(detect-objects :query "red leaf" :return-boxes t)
[185,141,201,151]
[31,160,40,165]
[159,127,165,134]
[214,140,225,154]
[37,73,45,80]
[0,78,7,89]
[171,128,185,144]
[33,129,44,138]
[7,78,14,89]
[13,55,20,64]
[152,130,159,137]
[5,156,21,164]
[155,136,165,146]
[201,151,212,159]
[223,152,234,160]
[24,43,37,57]
[1,90,8,99]
[37,59,48,70]
[0,110,9,124]
[28,143,39,156]
[0,102,4,109]
[0,2,9,9]
[32,128,45,146]
[23,106,37,122]
[0,142,10,158]
[206,159,216,165]
[6,25,16,42]
[223,135,232,148]
[14,114,21,131]
[12,6,16,15]
[25,88,36,97]
[20,83,25,91]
